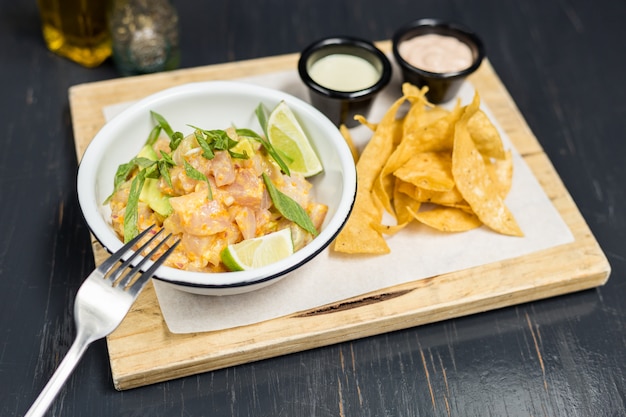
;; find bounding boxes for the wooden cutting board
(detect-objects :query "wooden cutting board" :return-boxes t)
[68,41,611,391]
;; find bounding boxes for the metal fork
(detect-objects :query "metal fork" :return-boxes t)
[25,226,179,417]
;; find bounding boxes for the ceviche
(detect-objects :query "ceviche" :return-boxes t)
[106,102,327,272]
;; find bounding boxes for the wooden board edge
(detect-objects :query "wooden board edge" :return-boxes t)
[110,248,610,390]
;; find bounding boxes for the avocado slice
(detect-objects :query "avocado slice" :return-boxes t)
[136,144,173,216]
[140,178,172,216]
[137,144,158,160]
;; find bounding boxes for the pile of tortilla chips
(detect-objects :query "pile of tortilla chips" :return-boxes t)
[334,83,523,255]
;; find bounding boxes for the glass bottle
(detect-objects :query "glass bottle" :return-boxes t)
[37,0,112,67]
[108,0,180,76]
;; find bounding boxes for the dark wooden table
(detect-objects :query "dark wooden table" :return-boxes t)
[1,1,624,416]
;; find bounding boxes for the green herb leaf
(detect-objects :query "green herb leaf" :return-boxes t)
[134,156,157,169]
[151,111,184,150]
[189,125,245,157]
[183,160,206,181]
[160,150,175,166]
[170,132,184,150]
[228,149,250,160]
[184,160,213,200]
[151,111,175,137]
[146,125,162,146]
[208,129,236,150]
[104,156,156,204]
[236,128,263,140]
[262,173,318,236]
[143,162,160,179]
[158,150,176,188]
[255,104,270,137]
[252,107,291,175]
[157,161,172,188]
[105,161,135,204]
[194,130,215,160]
[123,171,146,242]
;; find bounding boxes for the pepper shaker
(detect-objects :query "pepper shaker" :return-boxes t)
[108,0,180,76]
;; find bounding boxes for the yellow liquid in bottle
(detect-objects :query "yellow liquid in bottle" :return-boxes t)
[37,0,112,67]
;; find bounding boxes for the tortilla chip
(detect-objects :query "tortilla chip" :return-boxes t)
[393,178,422,225]
[485,150,514,198]
[371,117,405,214]
[468,109,506,159]
[412,206,483,232]
[354,114,377,132]
[334,94,408,254]
[333,86,523,255]
[333,187,391,253]
[339,124,359,163]
[406,101,463,154]
[371,85,429,214]
[371,222,410,236]
[452,93,523,236]
[394,152,455,192]
[406,185,466,207]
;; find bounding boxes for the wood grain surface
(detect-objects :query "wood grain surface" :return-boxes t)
[69,44,610,390]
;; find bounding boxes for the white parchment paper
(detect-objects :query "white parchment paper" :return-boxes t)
[103,68,574,334]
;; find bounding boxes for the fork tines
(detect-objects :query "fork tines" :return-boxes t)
[99,225,179,292]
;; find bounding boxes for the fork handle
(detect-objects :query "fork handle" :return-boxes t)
[25,331,92,417]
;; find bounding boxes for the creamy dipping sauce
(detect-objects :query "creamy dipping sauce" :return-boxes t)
[308,54,380,92]
[398,34,473,73]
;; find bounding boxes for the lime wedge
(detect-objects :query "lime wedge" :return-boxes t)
[221,228,294,271]
[231,137,257,157]
[267,101,323,177]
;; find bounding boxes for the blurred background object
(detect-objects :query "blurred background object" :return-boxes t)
[36,0,112,67]
[108,0,180,76]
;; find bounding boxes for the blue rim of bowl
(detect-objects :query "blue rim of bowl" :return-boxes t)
[298,36,392,100]
[76,81,358,291]
[392,18,485,79]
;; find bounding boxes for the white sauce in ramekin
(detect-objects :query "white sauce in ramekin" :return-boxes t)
[399,34,473,73]
[308,54,380,92]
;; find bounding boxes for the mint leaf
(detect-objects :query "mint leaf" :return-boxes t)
[262,173,318,236]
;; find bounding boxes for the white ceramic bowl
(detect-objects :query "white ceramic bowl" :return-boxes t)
[77,81,357,295]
